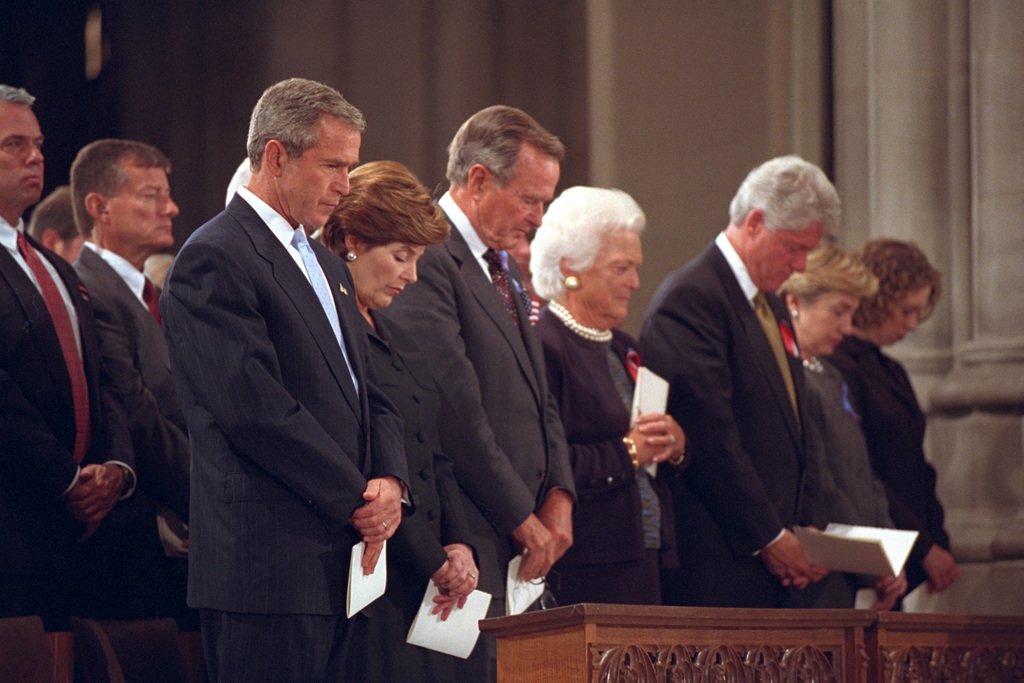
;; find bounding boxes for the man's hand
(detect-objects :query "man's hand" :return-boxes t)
[65,463,123,524]
[536,488,573,564]
[870,572,908,611]
[759,529,828,589]
[510,514,555,582]
[922,544,958,593]
[350,476,403,574]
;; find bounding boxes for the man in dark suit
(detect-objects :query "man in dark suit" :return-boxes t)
[380,106,575,644]
[0,85,134,629]
[161,78,408,681]
[70,139,191,623]
[640,155,837,608]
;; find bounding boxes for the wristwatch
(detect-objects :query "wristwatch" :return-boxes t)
[116,463,137,499]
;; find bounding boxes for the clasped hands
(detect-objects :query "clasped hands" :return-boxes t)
[627,413,686,467]
[65,463,124,539]
[760,528,829,590]
[350,476,403,575]
[511,487,574,583]
[430,543,479,620]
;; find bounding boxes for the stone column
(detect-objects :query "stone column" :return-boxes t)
[834,0,1024,614]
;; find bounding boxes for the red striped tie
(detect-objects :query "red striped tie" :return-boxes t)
[17,232,91,462]
[143,278,162,326]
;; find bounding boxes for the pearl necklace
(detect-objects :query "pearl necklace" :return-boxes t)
[548,300,613,343]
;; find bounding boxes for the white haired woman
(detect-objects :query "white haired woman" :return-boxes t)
[531,186,685,605]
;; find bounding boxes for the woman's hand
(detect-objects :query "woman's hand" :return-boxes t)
[627,413,686,467]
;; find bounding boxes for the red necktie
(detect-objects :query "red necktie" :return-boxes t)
[143,278,162,326]
[483,248,521,331]
[17,232,91,462]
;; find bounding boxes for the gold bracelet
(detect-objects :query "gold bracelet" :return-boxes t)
[622,436,639,469]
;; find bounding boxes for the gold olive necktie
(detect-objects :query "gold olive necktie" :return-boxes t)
[753,290,799,423]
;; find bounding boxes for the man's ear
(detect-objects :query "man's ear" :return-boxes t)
[742,208,767,236]
[465,163,492,199]
[264,140,288,176]
[84,192,108,223]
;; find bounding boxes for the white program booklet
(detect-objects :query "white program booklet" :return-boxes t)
[795,524,918,576]
[630,366,670,476]
[406,582,492,659]
[630,366,669,427]
[346,541,387,618]
[505,554,545,616]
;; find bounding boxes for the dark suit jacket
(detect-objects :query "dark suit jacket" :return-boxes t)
[74,246,189,521]
[0,234,130,580]
[379,217,574,600]
[363,312,475,681]
[639,241,822,608]
[828,335,951,589]
[161,195,407,616]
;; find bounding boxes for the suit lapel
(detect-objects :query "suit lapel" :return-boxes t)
[708,246,802,448]
[446,229,541,400]
[230,200,361,417]
[0,240,76,410]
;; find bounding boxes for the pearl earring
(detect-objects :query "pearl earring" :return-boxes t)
[790,309,798,318]
[565,276,580,291]
[345,252,357,262]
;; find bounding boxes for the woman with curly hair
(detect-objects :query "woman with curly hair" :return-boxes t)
[827,238,958,597]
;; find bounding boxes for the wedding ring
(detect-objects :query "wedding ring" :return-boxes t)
[470,573,477,579]
[670,435,677,445]
[381,521,388,529]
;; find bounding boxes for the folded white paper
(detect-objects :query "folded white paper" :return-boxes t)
[506,554,545,616]
[406,582,492,659]
[630,366,669,427]
[346,541,387,618]
[795,524,917,576]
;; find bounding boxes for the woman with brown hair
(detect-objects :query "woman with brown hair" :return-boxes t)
[827,238,958,597]
[322,160,480,680]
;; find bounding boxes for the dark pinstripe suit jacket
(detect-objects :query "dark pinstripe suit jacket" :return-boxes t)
[161,195,407,615]
[0,234,131,579]
[379,217,574,601]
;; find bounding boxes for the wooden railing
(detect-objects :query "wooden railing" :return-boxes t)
[479,604,1024,682]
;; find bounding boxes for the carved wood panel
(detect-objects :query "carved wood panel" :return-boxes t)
[881,645,1024,682]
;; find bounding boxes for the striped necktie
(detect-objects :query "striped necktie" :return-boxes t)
[753,290,799,423]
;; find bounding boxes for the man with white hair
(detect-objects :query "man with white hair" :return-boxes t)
[640,155,836,608]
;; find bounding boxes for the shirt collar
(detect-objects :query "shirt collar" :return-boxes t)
[237,185,303,250]
[0,214,25,254]
[83,241,148,300]
[439,191,489,261]
[715,231,758,307]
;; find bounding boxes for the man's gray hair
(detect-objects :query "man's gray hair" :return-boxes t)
[247,78,365,171]
[446,105,565,188]
[0,85,35,107]
[728,155,840,236]
[531,186,645,301]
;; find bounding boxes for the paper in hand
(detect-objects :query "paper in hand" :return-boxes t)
[506,554,545,616]
[346,541,387,618]
[406,581,492,658]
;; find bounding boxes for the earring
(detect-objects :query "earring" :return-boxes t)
[345,252,357,262]
[790,309,798,318]
[565,276,580,291]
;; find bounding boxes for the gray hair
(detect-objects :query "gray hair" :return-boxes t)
[247,78,365,171]
[446,105,565,188]
[0,85,35,107]
[531,186,645,301]
[728,155,840,236]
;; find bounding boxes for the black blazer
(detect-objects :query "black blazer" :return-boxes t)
[640,241,822,608]
[161,195,407,615]
[828,334,951,589]
[379,217,574,600]
[1,234,130,577]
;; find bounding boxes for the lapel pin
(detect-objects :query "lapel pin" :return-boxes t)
[338,284,348,296]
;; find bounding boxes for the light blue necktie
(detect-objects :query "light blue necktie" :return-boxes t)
[291,228,359,393]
